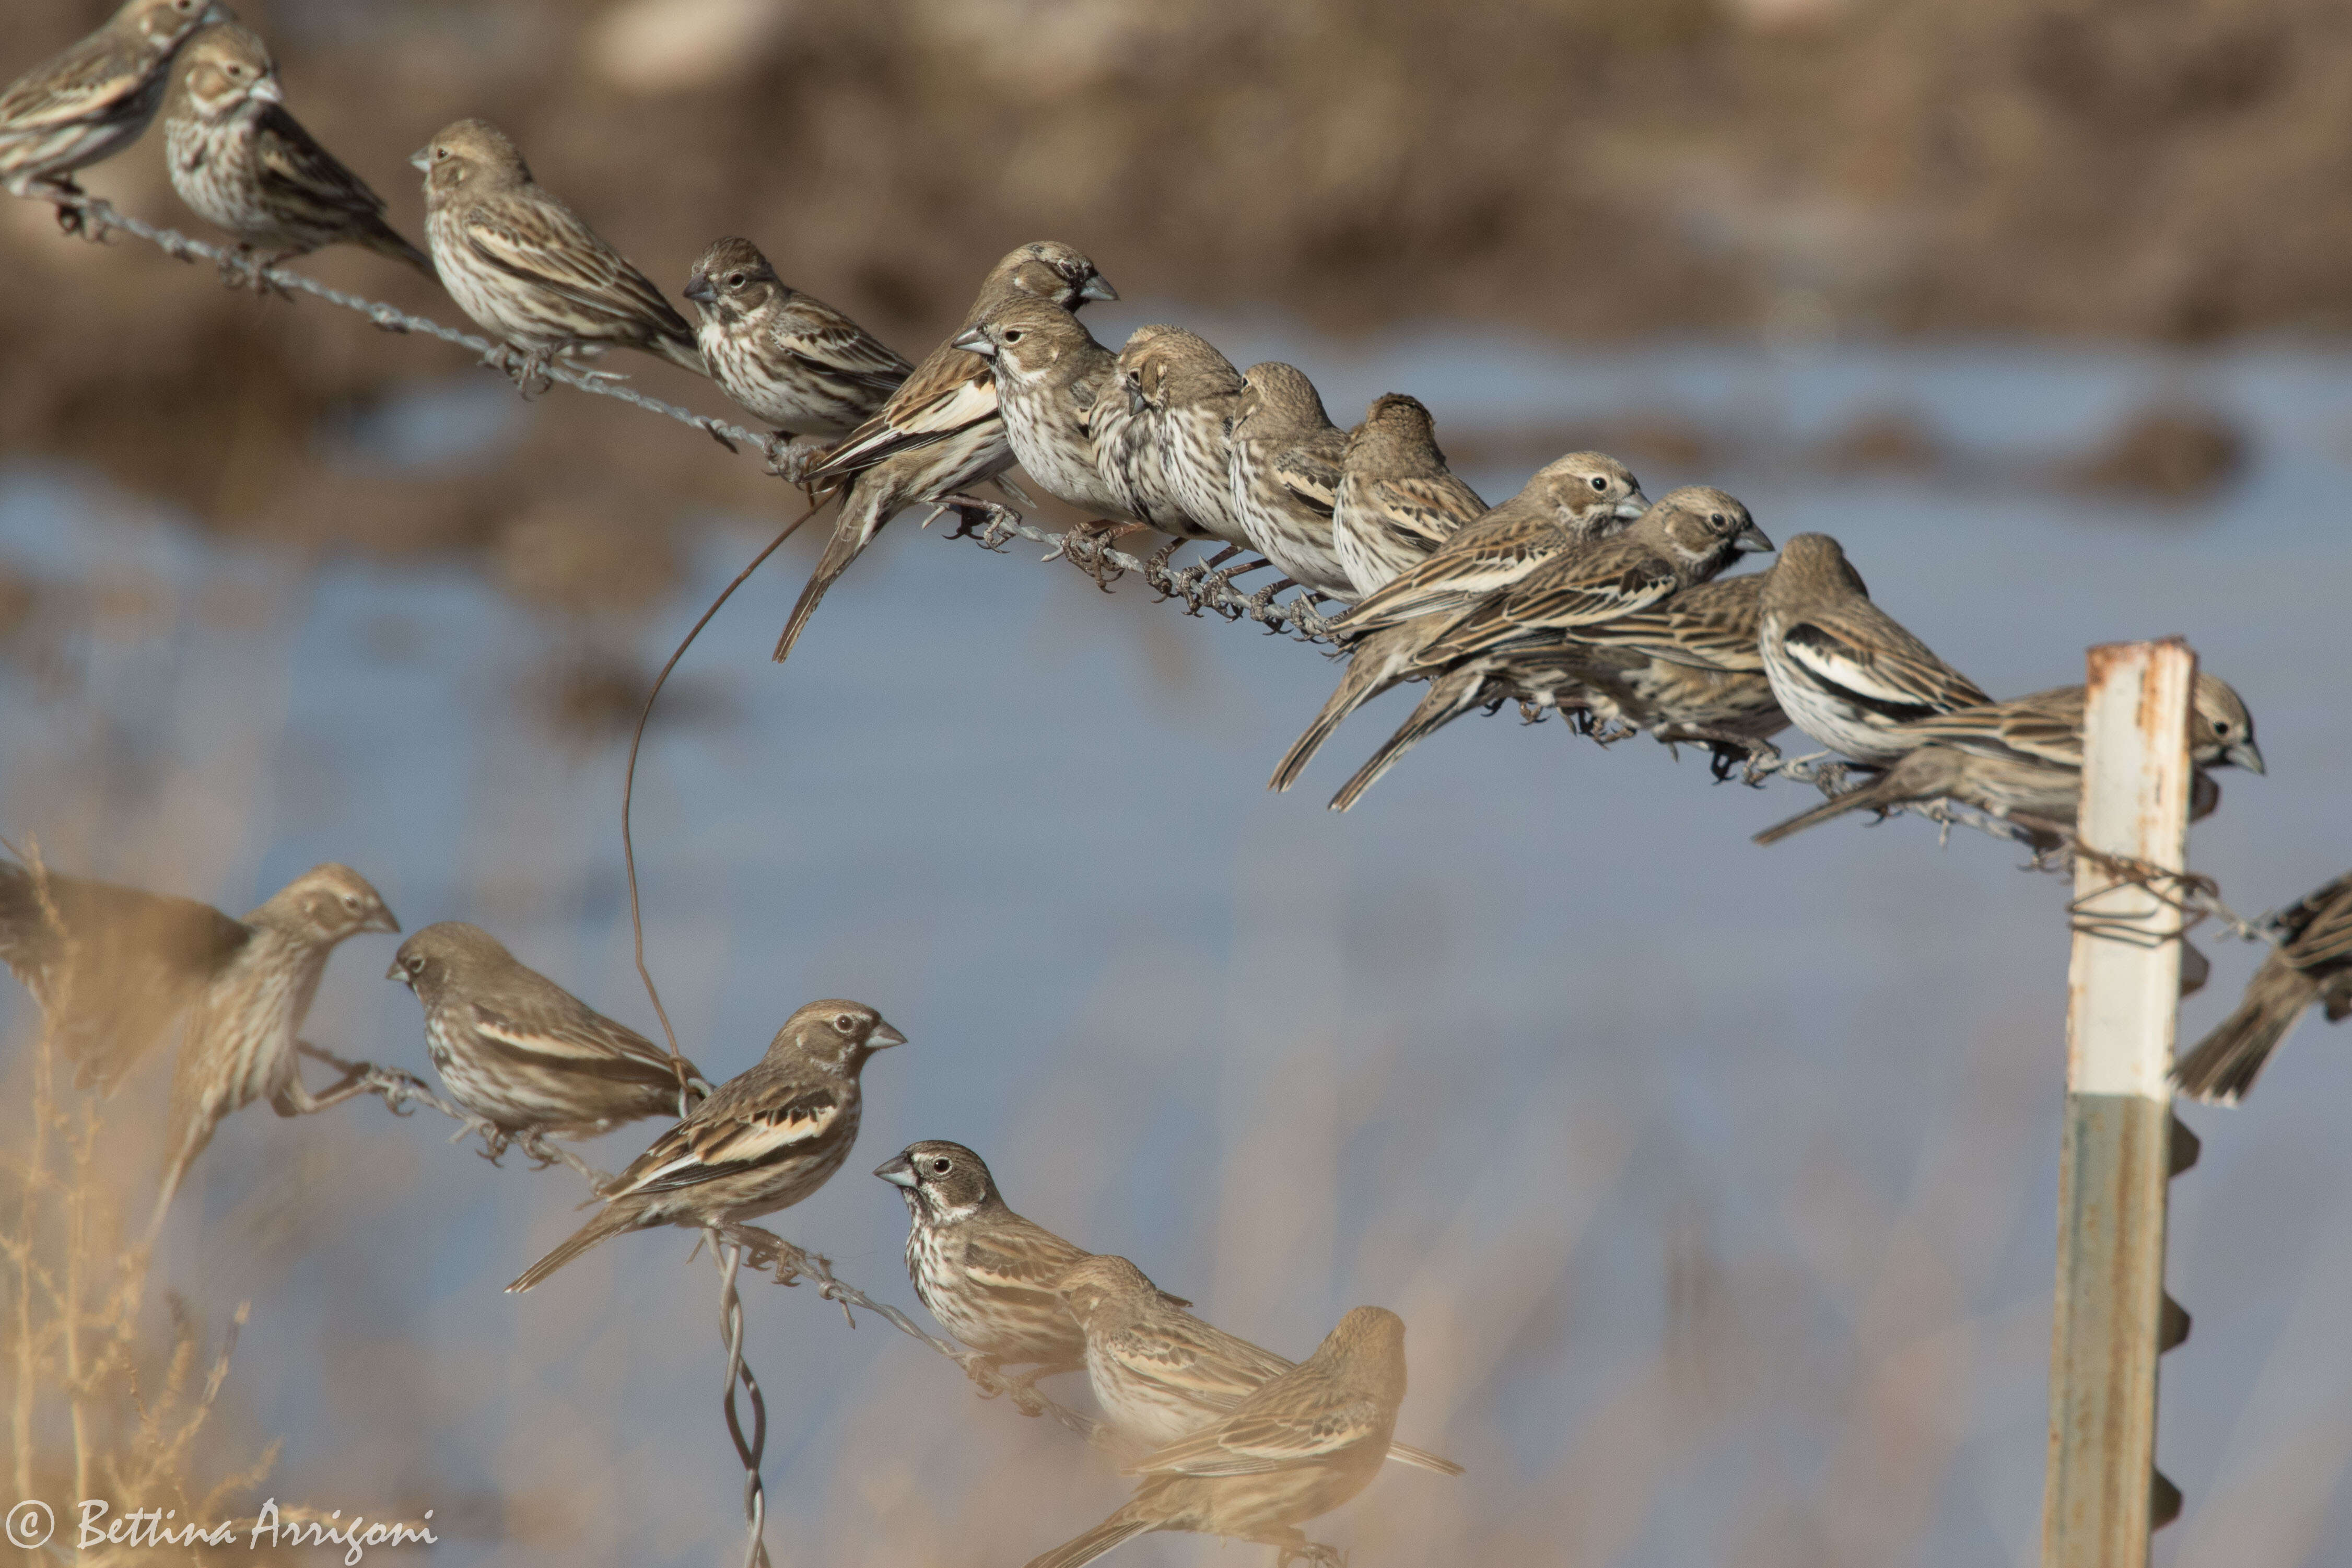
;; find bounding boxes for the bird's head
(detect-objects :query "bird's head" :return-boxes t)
[874,1140,1000,1222]
[683,236,779,317]
[768,998,905,1073]
[264,863,400,943]
[411,118,528,204]
[168,21,276,120]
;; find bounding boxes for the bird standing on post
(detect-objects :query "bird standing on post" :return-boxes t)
[682,236,910,473]
[0,0,221,232]
[775,241,1116,663]
[162,24,433,291]
[1024,1301,1417,1568]
[507,998,903,1292]
[413,118,706,391]
[387,921,705,1144]
[2173,871,2352,1104]
[1330,393,1487,599]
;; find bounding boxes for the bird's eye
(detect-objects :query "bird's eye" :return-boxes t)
[726,272,745,288]
[1711,513,1728,528]
[434,147,450,161]
[341,893,361,909]
[1590,475,1608,491]
[1003,329,1025,343]
[833,1013,855,1033]
[929,1157,952,1175]
[406,956,425,974]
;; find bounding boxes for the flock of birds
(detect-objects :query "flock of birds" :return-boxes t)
[7,1,2352,1563]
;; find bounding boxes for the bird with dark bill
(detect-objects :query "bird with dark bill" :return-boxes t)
[1055,1254,1461,1475]
[151,864,402,1241]
[954,296,1141,525]
[413,118,707,391]
[683,236,911,471]
[1751,673,2264,846]
[1330,393,1486,599]
[163,24,432,289]
[507,999,902,1292]
[1025,1300,1418,1568]
[1097,325,1251,549]
[0,0,221,230]
[1226,362,1354,602]
[876,1140,1107,1398]
[1758,532,1991,764]
[1328,486,1771,812]
[1271,450,1646,792]
[388,921,706,1143]
[2174,871,2352,1105]
[776,241,1115,663]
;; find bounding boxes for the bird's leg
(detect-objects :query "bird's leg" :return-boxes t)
[251,250,300,302]
[761,433,828,482]
[934,496,1022,551]
[269,1051,379,1116]
[45,179,90,237]
[1237,575,1298,623]
[1046,520,1142,591]
[998,1358,1083,1417]
[214,244,261,293]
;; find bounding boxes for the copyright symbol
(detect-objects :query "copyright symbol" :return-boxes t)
[6,1500,51,1548]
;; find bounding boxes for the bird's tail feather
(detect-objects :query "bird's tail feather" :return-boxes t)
[1023,1513,1155,1568]
[2172,961,2319,1104]
[1271,629,1417,792]
[1329,668,1490,813]
[1751,773,1910,846]
[659,334,711,378]
[773,492,883,663]
[507,1204,638,1293]
[1387,1440,1465,1476]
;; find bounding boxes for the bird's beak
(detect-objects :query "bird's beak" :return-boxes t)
[683,273,716,306]
[1614,494,1649,520]
[870,1020,908,1049]
[367,908,402,935]
[1080,275,1118,302]
[1734,522,1775,554]
[202,2,236,22]
[950,326,993,357]
[874,1154,917,1188]
[248,75,284,106]
[384,958,408,984]
[2228,739,2266,775]
[408,147,432,172]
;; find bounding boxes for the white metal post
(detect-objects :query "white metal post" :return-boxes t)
[2042,638,2197,1567]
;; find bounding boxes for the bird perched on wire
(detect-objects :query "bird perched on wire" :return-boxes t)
[875,1140,1108,1400]
[0,0,221,233]
[1327,487,1772,812]
[1758,532,1991,764]
[1096,325,1251,553]
[2174,872,2352,1104]
[1025,1298,1416,1568]
[387,921,706,1147]
[1751,673,2265,846]
[150,864,402,1241]
[1527,571,1787,774]
[1330,394,1486,599]
[161,24,431,291]
[775,241,1116,663]
[1054,1254,1460,1475]
[412,118,706,392]
[507,998,903,1292]
[682,236,911,474]
[953,296,1142,527]
[1226,361,1354,603]
[1270,451,1647,792]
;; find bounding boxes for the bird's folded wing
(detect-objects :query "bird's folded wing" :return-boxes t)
[1338,528,1557,634]
[1125,1393,1386,1477]
[467,1002,680,1082]
[607,1085,841,1196]
[785,308,914,394]
[1778,619,1987,721]
[0,50,147,132]
[1423,557,1678,664]
[254,106,385,220]
[461,203,678,333]
[2287,884,2352,974]
[960,1228,1088,1292]
[805,361,998,479]
[1273,445,1342,519]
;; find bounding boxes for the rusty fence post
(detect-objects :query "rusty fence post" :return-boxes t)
[2041,638,2198,1568]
